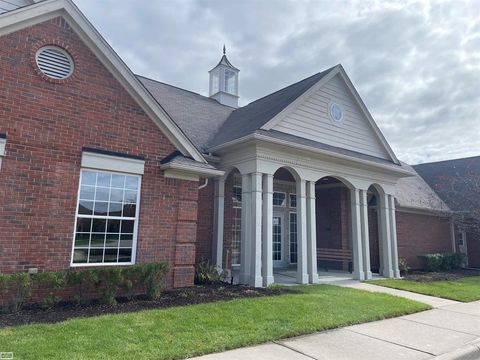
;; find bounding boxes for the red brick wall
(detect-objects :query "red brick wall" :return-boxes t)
[0,17,197,288]
[195,180,214,262]
[396,211,452,270]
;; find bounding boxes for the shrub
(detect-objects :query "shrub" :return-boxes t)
[141,262,169,300]
[0,272,31,313]
[195,260,221,285]
[418,252,466,272]
[93,267,123,306]
[31,271,66,309]
[0,262,169,313]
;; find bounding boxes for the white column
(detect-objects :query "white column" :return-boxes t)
[350,189,364,280]
[306,181,318,284]
[250,172,263,287]
[379,194,393,277]
[296,179,309,284]
[212,177,225,270]
[388,194,400,278]
[239,173,251,284]
[360,189,372,280]
[262,174,274,286]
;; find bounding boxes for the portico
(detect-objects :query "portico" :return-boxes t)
[211,134,411,287]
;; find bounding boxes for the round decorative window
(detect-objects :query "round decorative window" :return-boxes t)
[329,102,344,124]
[35,46,74,80]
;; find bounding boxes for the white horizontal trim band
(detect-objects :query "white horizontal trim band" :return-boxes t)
[81,151,145,175]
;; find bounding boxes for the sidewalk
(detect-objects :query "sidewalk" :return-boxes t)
[190,289,480,360]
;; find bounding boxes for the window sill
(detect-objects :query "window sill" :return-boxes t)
[70,262,135,268]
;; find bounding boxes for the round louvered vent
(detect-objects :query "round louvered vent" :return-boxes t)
[35,46,74,80]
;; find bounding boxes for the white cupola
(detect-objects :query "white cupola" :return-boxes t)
[209,45,239,108]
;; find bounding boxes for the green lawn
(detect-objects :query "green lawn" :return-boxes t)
[0,285,429,360]
[368,276,480,302]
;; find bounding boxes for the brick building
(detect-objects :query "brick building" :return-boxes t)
[0,0,464,289]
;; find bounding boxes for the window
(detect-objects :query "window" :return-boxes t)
[72,169,141,265]
[289,212,297,263]
[232,185,242,203]
[224,69,236,93]
[289,193,296,208]
[211,69,219,95]
[232,207,241,265]
[273,192,286,207]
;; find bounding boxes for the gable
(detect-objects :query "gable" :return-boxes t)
[271,73,392,161]
[0,0,205,163]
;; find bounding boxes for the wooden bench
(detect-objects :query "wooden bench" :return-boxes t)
[317,248,353,273]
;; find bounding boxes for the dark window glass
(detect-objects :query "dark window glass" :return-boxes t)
[78,201,94,215]
[73,249,88,263]
[89,248,103,263]
[118,248,132,262]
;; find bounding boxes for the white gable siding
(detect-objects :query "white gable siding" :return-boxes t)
[273,74,391,160]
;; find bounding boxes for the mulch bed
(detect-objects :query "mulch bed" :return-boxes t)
[404,268,480,282]
[0,283,296,328]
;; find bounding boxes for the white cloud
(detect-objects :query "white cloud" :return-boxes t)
[75,0,480,164]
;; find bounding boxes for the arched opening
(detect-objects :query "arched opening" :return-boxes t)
[271,167,299,283]
[315,176,353,275]
[222,168,242,281]
[367,185,381,274]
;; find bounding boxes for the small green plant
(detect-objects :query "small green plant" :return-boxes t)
[418,252,466,272]
[194,260,221,285]
[141,262,169,300]
[32,271,66,309]
[399,257,410,276]
[0,272,31,313]
[66,269,99,305]
[94,267,123,306]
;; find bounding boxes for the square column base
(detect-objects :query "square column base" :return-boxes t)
[249,276,263,288]
[309,273,319,284]
[364,271,373,280]
[353,271,365,281]
[297,273,309,284]
[263,276,275,287]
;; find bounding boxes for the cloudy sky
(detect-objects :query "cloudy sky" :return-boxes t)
[74,0,479,164]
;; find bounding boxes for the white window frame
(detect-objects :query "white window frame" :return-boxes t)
[273,191,287,207]
[70,168,142,267]
[0,136,5,171]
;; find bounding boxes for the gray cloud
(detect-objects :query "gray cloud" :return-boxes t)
[75,0,479,164]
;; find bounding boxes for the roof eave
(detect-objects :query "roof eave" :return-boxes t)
[208,132,414,177]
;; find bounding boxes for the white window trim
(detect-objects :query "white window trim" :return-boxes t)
[70,168,142,267]
[0,137,5,170]
[273,191,287,207]
[81,151,145,175]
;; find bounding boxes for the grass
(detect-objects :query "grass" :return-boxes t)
[367,276,480,302]
[0,285,429,360]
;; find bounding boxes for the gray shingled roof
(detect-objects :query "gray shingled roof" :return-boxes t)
[138,76,234,152]
[207,67,334,148]
[414,156,480,212]
[395,163,451,213]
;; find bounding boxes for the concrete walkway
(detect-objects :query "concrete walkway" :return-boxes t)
[190,296,480,360]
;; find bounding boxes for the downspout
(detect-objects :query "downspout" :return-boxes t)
[198,178,208,190]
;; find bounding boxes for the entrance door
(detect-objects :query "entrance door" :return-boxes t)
[273,214,284,267]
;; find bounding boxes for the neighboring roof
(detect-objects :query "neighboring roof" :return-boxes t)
[138,76,234,152]
[414,156,480,212]
[159,151,224,178]
[395,163,451,213]
[208,67,334,148]
[0,0,206,163]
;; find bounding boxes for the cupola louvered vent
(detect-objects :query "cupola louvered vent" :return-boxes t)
[35,46,74,80]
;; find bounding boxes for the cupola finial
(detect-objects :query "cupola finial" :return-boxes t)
[223,44,226,55]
